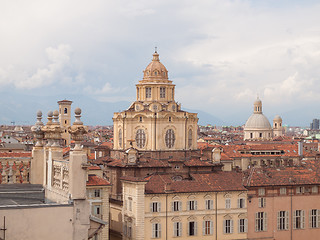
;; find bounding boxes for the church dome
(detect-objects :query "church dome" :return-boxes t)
[142,51,169,82]
[273,115,282,121]
[244,114,272,130]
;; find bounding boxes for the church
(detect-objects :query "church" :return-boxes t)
[244,97,283,141]
[112,51,198,152]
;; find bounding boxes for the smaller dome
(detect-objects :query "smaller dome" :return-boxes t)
[254,97,262,105]
[48,111,53,117]
[142,51,169,82]
[53,110,59,116]
[37,110,42,117]
[274,115,282,121]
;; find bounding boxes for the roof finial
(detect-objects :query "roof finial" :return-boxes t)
[155,46,157,53]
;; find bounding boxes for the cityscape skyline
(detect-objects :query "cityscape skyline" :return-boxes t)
[1,0,320,126]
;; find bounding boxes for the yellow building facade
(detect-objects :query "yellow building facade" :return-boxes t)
[113,51,198,151]
[121,172,248,240]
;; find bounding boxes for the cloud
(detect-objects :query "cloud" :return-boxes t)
[14,44,72,89]
[1,0,320,125]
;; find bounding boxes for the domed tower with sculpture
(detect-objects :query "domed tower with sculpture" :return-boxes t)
[112,50,198,152]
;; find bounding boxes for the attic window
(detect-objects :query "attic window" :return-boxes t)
[174,165,180,170]
[172,175,182,181]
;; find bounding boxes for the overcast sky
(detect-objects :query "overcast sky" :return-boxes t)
[1,0,320,126]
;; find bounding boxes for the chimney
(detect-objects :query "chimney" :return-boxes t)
[298,142,303,156]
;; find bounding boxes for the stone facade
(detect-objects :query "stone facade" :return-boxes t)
[113,51,198,151]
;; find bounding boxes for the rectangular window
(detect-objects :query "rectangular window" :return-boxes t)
[205,199,213,210]
[152,223,161,238]
[160,87,166,98]
[188,200,197,211]
[225,198,231,209]
[255,212,267,232]
[309,209,319,228]
[150,202,161,212]
[277,211,289,230]
[258,198,266,208]
[258,188,265,196]
[93,205,101,217]
[296,186,304,194]
[146,87,151,98]
[94,189,100,198]
[172,201,182,211]
[238,198,245,208]
[128,199,132,211]
[238,219,247,233]
[127,222,132,238]
[293,210,305,229]
[203,220,213,235]
[173,222,182,237]
[188,221,197,236]
[223,219,233,234]
[280,187,286,195]
[312,186,318,194]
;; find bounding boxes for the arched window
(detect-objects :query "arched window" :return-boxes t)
[188,129,192,148]
[119,129,122,148]
[135,129,146,148]
[165,129,175,148]
[64,108,68,114]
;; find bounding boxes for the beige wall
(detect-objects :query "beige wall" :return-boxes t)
[113,110,198,151]
[0,205,74,240]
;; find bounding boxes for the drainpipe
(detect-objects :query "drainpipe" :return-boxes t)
[166,194,168,240]
[290,187,293,240]
[215,192,218,240]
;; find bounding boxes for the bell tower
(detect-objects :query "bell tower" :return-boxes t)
[58,99,72,146]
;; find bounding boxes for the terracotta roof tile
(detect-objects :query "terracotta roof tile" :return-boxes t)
[87,174,111,186]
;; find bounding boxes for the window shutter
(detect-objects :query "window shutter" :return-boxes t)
[210,200,213,210]
[237,199,240,208]
[150,203,153,212]
[179,222,182,237]
[171,202,174,211]
[263,198,266,207]
[258,198,261,208]
[230,220,234,233]
[187,201,190,210]
[238,219,240,233]
[159,223,161,238]
[203,221,206,235]
[285,211,289,230]
[317,210,320,228]
[195,200,198,210]
[264,212,268,231]
[179,201,182,211]
[223,220,226,234]
[293,211,296,229]
[173,222,176,237]
[309,210,312,228]
[211,221,214,234]
[302,210,305,229]
[152,223,155,238]
[188,222,190,236]
[245,219,248,233]
[255,213,258,232]
[194,221,198,235]
[158,202,161,212]
[277,211,280,230]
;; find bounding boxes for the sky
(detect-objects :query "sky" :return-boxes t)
[1,0,320,126]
